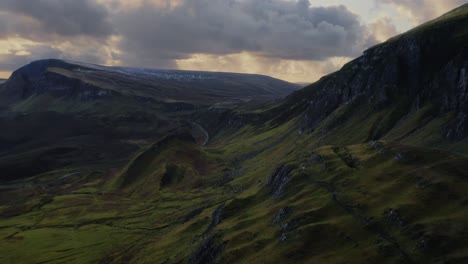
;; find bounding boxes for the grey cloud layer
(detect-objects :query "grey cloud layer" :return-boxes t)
[0,0,114,71]
[115,0,375,63]
[0,0,113,39]
[1,0,428,75]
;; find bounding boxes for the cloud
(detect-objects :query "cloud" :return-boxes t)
[0,0,115,72]
[0,0,114,39]
[379,0,466,24]
[1,0,461,82]
[0,12,41,40]
[368,17,399,42]
[175,52,352,83]
[0,37,114,72]
[114,0,375,65]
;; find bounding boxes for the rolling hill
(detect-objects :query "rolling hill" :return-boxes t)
[0,4,467,264]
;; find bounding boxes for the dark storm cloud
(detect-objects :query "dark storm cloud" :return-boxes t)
[0,11,44,41]
[115,0,375,63]
[0,0,381,76]
[0,0,114,39]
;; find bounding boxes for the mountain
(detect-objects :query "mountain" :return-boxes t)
[0,60,297,183]
[0,5,467,264]
[1,59,298,103]
[273,3,467,149]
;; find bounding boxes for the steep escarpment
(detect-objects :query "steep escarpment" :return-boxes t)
[265,5,468,149]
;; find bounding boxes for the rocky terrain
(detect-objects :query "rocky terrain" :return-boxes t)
[0,4,467,264]
[263,4,468,149]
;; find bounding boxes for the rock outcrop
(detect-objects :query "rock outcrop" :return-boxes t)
[266,165,294,196]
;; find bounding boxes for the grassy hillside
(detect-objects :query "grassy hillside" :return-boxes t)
[0,4,467,264]
[1,122,467,263]
[0,58,297,184]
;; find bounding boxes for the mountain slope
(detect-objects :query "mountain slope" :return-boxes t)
[266,3,467,153]
[0,60,297,183]
[1,59,298,104]
[0,5,467,264]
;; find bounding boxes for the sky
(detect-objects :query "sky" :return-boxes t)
[0,0,465,83]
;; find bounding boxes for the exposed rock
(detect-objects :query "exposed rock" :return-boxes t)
[383,208,406,227]
[446,112,467,140]
[280,233,287,242]
[278,218,300,242]
[394,152,411,162]
[190,205,226,263]
[273,207,290,224]
[189,236,223,264]
[273,18,468,142]
[266,165,293,196]
[206,205,224,233]
[280,222,290,233]
[369,141,387,154]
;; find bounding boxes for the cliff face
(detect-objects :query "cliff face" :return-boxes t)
[273,5,468,143]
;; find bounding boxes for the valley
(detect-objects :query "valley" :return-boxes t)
[0,4,467,264]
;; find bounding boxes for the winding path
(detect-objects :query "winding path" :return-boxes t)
[190,122,209,146]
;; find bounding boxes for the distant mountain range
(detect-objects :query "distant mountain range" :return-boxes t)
[1,59,298,104]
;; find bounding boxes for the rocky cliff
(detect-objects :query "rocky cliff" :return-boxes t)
[264,5,468,145]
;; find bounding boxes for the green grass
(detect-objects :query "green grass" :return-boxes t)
[0,5,467,263]
[2,92,465,259]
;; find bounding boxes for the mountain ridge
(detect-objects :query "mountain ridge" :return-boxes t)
[222,4,468,154]
[0,4,467,264]
[2,59,299,104]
